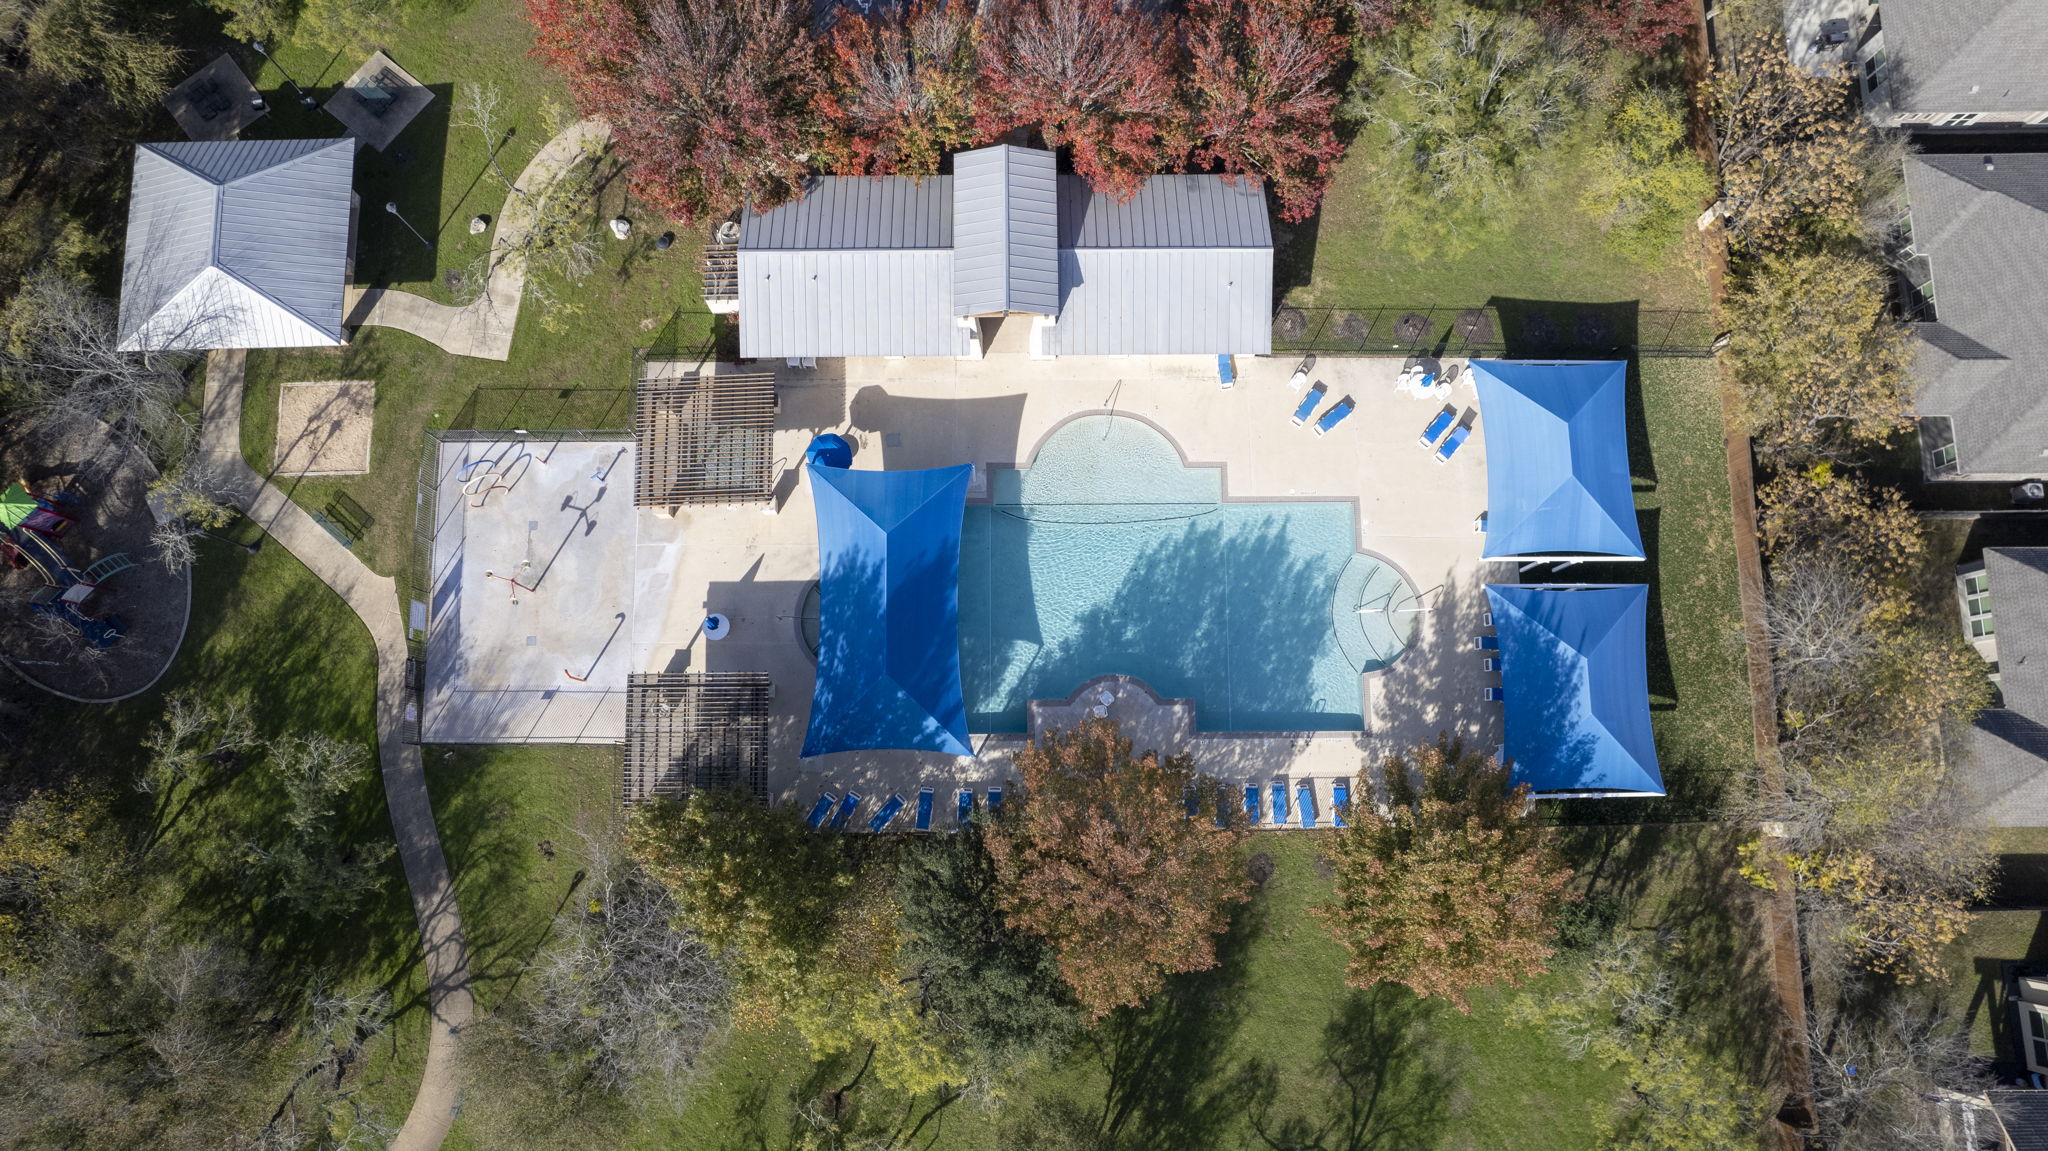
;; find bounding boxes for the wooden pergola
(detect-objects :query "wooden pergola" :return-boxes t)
[632,367,777,508]
[621,672,772,803]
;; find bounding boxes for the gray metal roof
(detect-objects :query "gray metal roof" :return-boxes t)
[1051,248,1272,356]
[736,175,950,250]
[951,145,1059,316]
[1058,174,1273,249]
[1906,155,2048,477]
[734,148,1274,358]
[118,138,355,351]
[736,250,974,358]
[1883,0,2048,116]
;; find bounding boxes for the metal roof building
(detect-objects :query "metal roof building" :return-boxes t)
[118,138,356,352]
[735,145,1272,360]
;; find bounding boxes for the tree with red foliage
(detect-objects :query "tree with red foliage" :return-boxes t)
[983,719,1248,1021]
[1185,0,1349,222]
[818,0,980,178]
[526,0,823,223]
[976,0,1184,201]
[1348,0,1411,39]
[1550,0,1694,54]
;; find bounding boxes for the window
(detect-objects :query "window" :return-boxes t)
[1935,440,1960,470]
[1964,571,1994,639]
[1862,49,1888,90]
[1921,416,1960,475]
[2025,1004,2048,1073]
[1938,112,1982,127]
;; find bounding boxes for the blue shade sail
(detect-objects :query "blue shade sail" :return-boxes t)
[1469,360,1644,560]
[1485,584,1664,797]
[804,461,975,758]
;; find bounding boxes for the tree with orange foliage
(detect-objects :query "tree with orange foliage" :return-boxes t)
[525,0,823,222]
[1184,0,1349,222]
[1317,738,1573,1012]
[983,718,1248,1020]
[817,0,980,177]
[976,0,1184,201]
[1549,0,1694,55]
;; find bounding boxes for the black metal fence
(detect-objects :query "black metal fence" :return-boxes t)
[447,386,635,433]
[1271,304,1720,359]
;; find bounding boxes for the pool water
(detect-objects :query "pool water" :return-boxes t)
[959,415,1418,733]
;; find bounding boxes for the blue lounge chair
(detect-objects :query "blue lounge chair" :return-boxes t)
[1476,635,1500,651]
[915,787,934,831]
[1484,687,1506,702]
[1332,780,1350,828]
[1291,383,1328,425]
[830,791,861,832]
[1312,397,1356,437]
[1297,783,1317,828]
[1270,781,1288,825]
[1483,657,1501,673]
[1185,788,1200,820]
[1435,423,1471,464]
[1217,353,1235,389]
[1244,784,1261,824]
[805,793,837,829]
[1419,408,1455,449]
[987,787,1004,814]
[957,788,974,824]
[868,794,906,833]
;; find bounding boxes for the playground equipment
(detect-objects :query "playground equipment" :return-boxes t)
[0,480,78,538]
[1,476,137,650]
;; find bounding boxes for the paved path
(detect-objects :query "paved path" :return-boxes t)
[201,350,472,1151]
[345,119,611,361]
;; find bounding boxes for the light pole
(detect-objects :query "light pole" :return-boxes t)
[385,201,434,250]
[250,41,318,110]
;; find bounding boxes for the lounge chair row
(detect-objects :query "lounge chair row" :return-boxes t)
[1226,777,1355,829]
[1419,407,1471,462]
[804,785,1008,833]
[1289,383,1355,436]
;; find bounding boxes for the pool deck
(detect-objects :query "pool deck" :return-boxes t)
[651,349,1507,822]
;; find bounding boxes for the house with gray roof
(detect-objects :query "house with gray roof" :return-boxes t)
[1955,548,2048,827]
[735,144,1272,361]
[1903,153,2048,481]
[1787,0,2048,129]
[118,138,356,352]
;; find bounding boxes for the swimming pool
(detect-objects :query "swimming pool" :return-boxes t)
[959,414,1419,733]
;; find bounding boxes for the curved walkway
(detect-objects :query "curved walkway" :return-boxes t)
[344,119,611,361]
[201,350,471,1151]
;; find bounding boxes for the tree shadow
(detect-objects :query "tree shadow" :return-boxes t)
[1239,984,1453,1151]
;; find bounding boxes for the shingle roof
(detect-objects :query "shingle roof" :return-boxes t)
[118,139,355,351]
[1883,0,2048,116]
[952,146,1059,316]
[1991,1088,2048,1151]
[1962,549,2048,827]
[735,148,1274,358]
[1906,154,2048,477]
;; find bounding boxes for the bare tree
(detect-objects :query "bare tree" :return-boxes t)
[138,688,257,796]
[454,80,522,195]
[515,826,730,1099]
[1807,980,1987,1149]
[1,270,200,464]
[241,735,393,919]
[146,462,240,575]
[456,145,605,335]
[1765,554,1881,729]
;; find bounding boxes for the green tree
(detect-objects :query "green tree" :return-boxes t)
[895,825,1082,1074]
[1512,935,1769,1151]
[984,718,1248,1021]
[241,734,393,920]
[1582,86,1713,265]
[21,0,182,112]
[1726,252,1914,455]
[1352,3,1588,205]
[1316,738,1573,1012]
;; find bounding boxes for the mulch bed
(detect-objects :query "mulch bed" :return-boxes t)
[0,415,190,700]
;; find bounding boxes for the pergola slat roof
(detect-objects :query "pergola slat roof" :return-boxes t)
[622,672,771,803]
[633,368,777,507]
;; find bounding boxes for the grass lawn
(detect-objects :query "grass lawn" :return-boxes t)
[429,810,1772,1150]
[13,532,435,1128]
[1283,130,1712,320]
[230,0,717,579]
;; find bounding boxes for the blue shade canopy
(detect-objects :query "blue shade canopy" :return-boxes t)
[1470,360,1644,560]
[804,461,974,758]
[1485,584,1664,797]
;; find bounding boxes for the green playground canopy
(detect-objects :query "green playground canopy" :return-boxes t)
[0,482,35,530]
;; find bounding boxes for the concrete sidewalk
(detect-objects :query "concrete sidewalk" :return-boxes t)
[345,119,612,361]
[202,350,473,1151]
